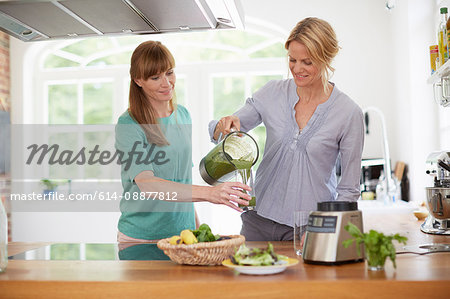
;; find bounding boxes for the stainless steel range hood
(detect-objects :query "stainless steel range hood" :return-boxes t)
[0,0,244,42]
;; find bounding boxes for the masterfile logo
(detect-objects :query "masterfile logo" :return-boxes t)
[25,141,170,171]
[7,124,193,212]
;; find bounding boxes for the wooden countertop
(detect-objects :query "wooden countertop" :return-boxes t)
[1,214,449,299]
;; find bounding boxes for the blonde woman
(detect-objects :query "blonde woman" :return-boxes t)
[115,41,250,242]
[210,18,364,241]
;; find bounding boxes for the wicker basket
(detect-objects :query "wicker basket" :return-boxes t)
[157,235,245,265]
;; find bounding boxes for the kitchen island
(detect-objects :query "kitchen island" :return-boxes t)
[1,213,449,299]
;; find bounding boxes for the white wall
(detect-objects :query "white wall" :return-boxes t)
[242,0,397,159]
[390,0,440,207]
[9,0,448,241]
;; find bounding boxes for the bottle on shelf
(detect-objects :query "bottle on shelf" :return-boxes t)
[375,170,386,202]
[438,7,448,67]
[447,8,450,60]
[430,45,439,75]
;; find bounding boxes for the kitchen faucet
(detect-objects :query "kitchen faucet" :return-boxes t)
[363,106,397,203]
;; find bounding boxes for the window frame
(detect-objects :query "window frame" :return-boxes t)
[24,22,290,236]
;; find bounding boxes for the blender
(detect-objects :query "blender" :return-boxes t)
[302,201,365,265]
[199,131,259,209]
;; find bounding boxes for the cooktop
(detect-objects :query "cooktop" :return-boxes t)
[9,243,170,261]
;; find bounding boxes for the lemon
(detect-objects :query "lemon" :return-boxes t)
[180,230,198,245]
[169,235,182,245]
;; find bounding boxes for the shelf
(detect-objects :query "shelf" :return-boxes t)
[361,158,385,167]
[427,59,450,84]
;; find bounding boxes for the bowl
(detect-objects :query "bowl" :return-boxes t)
[425,187,450,219]
[413,210,428,220]
[157,235,245,265]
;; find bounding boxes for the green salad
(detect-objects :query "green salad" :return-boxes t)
[231,243,289,266]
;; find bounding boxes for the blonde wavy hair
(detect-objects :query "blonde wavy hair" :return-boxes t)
[285,17,339,94]
[128,41,176,146]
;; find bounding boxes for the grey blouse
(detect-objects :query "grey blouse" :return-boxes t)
[208,79,364,227]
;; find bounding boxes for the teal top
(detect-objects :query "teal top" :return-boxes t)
[115,105,195,240]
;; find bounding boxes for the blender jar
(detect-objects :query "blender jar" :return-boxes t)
[199,131,259,185]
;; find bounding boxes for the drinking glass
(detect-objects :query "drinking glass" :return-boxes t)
[293,210,310,256]
[236,169,256,211]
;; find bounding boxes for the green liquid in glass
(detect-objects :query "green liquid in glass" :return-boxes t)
[235,165,255,210]
[203,150,255,210]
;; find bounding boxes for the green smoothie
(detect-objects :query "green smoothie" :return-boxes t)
[201,132,258,210]
[232,159,253,171]
[235,162,255,210]
[247,196,256,207]
[204,154,236,180]
[204,155,253,181]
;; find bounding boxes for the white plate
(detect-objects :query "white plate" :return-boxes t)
[222,258,299,275]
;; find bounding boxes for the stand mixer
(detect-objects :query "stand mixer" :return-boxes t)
[422,151,450,235]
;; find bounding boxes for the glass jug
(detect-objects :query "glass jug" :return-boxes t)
[199,131,259,185]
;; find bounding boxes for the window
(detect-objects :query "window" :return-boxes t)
[47,80,114,124]
[212,73,284,168]
[27,19,288,235]
[35,20,287,170]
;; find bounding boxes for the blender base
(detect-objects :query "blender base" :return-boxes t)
[420,215,450,235]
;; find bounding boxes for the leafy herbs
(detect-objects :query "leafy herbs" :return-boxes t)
[343,222,408,268]
[231,243,289,266]
[191,224,220,242]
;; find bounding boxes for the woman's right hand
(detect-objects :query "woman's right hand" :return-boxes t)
[208,181,251,212]
[213,115,241,141]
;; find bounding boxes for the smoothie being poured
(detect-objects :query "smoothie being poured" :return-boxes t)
[235,164,256,209]
[199,130,259,210]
